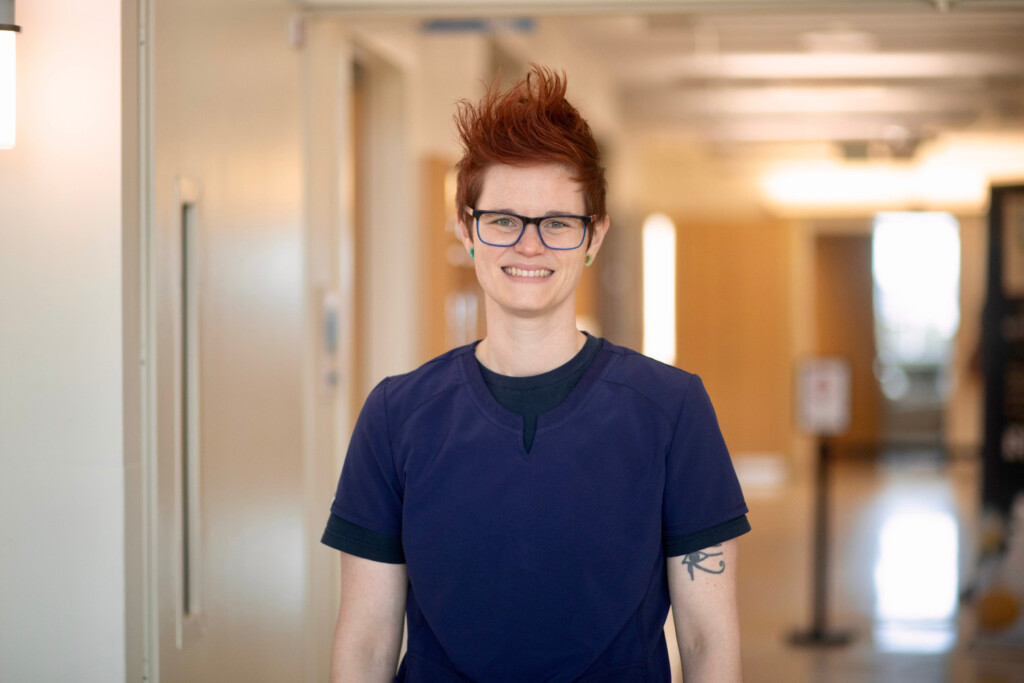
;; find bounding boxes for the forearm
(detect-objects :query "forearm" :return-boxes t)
[331,553,407,683]
[330,625,401,683]
[668,539,743,683]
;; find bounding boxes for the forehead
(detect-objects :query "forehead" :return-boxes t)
[477,163,585,212]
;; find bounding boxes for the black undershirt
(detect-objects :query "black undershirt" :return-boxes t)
[477,333,602,453]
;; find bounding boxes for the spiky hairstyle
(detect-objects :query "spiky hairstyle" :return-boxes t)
[453,65,607,223]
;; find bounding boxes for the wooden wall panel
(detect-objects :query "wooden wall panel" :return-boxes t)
[813,234,882,447]
[420,156,483,362]
[675,219,793,457]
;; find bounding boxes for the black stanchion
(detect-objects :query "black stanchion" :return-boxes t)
[789,439,854,647]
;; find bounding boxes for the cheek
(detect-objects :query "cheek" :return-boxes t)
[473,251,495,282]
[563,256,587,276]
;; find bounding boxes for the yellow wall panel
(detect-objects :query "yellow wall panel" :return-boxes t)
[674,218,793,457]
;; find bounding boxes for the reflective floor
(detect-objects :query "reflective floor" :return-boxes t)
[727,452,1024,683]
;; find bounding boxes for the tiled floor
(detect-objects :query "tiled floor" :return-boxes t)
[730,452,1024,683]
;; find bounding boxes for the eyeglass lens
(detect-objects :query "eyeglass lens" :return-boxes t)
[476,212,586,249]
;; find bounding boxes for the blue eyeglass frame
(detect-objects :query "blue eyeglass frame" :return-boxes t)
[466,207,596,250]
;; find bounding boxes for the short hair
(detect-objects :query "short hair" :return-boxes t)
[453,65,607,225]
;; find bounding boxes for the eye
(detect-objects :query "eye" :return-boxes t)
[484,213,520,228]
[542,217,584,231]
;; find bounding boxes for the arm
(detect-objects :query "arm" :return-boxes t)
[667,539,742,683]
[331,552,408,683]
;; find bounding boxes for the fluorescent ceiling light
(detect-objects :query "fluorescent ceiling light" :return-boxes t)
[624,52,1024,84]
[760,161,987,209]
[0,0,18,149]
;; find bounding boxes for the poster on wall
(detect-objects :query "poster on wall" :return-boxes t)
[975,184,1024,648]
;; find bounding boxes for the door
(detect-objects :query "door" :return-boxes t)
[149,2,310,680]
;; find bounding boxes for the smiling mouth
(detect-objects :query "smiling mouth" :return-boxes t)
[503,266,553,278]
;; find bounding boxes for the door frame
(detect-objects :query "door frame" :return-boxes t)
[124,0,158,680]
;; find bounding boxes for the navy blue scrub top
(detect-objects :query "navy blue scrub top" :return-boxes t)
[323,337,750,682]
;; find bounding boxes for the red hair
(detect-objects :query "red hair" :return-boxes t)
[454,65,607,223]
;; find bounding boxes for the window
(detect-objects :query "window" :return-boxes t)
[643,214,677,366]
[872,212,960,401]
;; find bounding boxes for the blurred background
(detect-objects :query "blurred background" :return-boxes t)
[2,0,1024,681]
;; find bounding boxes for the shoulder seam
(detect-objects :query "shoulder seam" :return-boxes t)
[597,375,681,425]
[382,350,471,434]
[391,382,467,434]
[672,372,699,436]
[383,343,475,384]
[596,348,694,425]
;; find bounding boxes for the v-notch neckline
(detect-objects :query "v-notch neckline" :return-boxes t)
[461,337,610,444]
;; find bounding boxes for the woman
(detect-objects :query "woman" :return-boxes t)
[322,65,750,682]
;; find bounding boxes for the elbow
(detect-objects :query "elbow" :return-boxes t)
[678,627,710,664]
[677,627,742,683]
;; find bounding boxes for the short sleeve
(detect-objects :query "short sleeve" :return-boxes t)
[662,375,749,549]
[326,379,405,540]
[321,514,405,563]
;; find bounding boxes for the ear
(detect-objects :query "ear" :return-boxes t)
[585,216,611,262]
[457,213,475,254]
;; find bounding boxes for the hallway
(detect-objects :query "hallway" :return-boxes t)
[4,1,1024,680]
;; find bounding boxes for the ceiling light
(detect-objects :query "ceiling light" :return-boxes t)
[0,0,19,149]
[799,24,878,54]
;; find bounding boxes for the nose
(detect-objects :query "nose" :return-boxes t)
[515,221,546,255]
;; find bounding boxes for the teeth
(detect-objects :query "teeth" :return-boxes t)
[503,267,552,278]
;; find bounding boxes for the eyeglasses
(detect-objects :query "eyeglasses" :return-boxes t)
[466,207,595,250]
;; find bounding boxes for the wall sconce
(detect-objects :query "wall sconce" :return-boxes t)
[0,0,19,149]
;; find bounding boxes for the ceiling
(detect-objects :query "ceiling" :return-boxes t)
[308,0,1024,163]
[565,6,1024,156]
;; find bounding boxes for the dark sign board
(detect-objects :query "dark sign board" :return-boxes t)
[982,185,1024,515]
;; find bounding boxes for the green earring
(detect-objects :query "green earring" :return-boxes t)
[584,254,594,266]
[470,248,475,260]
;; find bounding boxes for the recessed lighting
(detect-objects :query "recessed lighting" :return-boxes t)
[800,25,878,54]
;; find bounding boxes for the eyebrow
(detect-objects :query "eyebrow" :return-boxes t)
[487,208,583,216]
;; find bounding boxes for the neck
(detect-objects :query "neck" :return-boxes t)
[476,307,585,377]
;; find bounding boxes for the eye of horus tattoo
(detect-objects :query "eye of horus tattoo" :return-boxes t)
[680,544,725,580]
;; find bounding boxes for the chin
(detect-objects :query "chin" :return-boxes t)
[495,294,574,320]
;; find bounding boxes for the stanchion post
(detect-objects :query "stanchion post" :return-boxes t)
[789,438,853,647]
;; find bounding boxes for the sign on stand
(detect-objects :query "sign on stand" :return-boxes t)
[790,357,853,647]
[797,358,851,437]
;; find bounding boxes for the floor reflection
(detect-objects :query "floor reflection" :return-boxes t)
[873,621,957,655]
[733,453,1024,682]
[873,504,958,652]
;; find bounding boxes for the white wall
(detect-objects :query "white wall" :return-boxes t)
[0,1,127,681]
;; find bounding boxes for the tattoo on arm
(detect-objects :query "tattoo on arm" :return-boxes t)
[680,544,725,580]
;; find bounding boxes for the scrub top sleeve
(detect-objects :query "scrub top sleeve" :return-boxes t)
[322,514,405,563]
[327,379,405,539]
[662,375,749,541]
